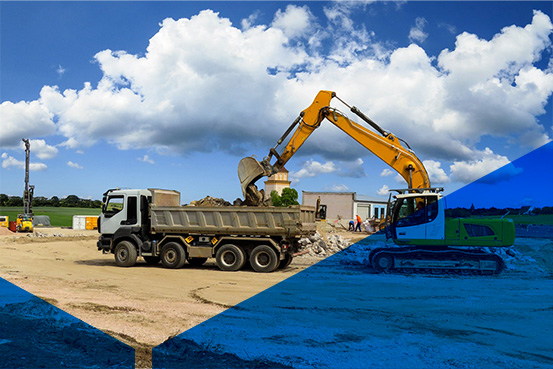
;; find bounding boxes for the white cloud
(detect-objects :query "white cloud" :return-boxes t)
[2,8,552,177]
[377,184,390,196]
[271,5,314,39]
[338,158,366,178]
[409,17,428,43]
[1,153,47,171]
[449,147,521,184]
[0,100,56,148]
[241,11,260,30]
[327,184,350,192]
[422,160,451,184]
[394,174,406,184]
[290,159,336,182]
[56,64,66,77]
[380,168,393,177]
[20,139,58,160]
[67,161,83,169]
[138,155,155,164]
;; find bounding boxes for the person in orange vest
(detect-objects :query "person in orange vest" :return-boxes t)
[355,214,362,232]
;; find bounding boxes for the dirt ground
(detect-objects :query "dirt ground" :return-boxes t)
[0,227,325,367]
[1,227,552,368]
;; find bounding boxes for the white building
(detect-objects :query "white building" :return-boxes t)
[302,191,388,222]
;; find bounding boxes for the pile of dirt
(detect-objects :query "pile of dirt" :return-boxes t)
[0,227,15,235]
[189,196,232,207]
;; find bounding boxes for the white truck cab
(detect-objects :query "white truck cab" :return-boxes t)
[99,188,151,235]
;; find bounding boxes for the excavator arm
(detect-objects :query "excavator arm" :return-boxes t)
[238,90,430,205]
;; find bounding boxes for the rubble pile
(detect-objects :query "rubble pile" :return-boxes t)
[299,232,353,257]
[189,196,231,207]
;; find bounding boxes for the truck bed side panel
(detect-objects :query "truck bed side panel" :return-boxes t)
[151,206,316,237]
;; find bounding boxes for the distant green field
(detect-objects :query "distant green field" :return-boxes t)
[0,207,101,227]
[461,214,553,226]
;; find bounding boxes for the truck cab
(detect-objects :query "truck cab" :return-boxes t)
[98,188,152,252]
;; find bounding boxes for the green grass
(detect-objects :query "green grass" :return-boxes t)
[0,207,101,227]
[465,214,553,226]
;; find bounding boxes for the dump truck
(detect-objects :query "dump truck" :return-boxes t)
[97,188,316,272]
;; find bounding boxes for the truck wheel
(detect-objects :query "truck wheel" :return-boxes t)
[143,256,160,265]
[279,253,293,269]
[161,242,186,269]
[250,245,279,273]
[216,244,245,271]
[188,257,208,266]
[114,240,138,267]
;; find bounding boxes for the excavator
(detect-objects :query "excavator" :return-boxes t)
[238,90,515,274]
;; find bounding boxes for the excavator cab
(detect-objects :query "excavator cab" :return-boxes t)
[388,189,445,246]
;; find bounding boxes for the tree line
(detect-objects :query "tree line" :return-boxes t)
[0,194,102,209]
[445,205,553,218]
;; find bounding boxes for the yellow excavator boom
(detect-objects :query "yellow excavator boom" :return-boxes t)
[239,90,431,203]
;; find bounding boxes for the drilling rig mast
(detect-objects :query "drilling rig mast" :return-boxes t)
[17,139,34,232]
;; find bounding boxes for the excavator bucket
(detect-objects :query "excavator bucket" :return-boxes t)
[238,157,267,199]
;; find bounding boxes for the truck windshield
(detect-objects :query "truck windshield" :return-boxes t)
[104,196,124,216]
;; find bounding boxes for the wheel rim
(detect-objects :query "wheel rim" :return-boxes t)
[222,250,236,266]
[117,249,128,261]
[256,252,270,266]
[165,250,177,263]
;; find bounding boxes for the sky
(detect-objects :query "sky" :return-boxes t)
[1,1,552,207]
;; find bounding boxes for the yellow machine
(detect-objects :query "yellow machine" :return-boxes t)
[238,90,514,274]
[0,216,8,228]
[16,214,33,232]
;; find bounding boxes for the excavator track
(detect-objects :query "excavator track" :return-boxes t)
[369,247,505,275]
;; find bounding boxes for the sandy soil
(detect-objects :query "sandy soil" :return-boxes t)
[0,227,319,367]
[1,227,551,368]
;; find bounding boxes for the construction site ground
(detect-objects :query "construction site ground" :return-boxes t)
[1,226,552,368]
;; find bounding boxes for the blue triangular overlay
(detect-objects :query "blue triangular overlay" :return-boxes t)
[0,278,134,368]
[153,142,553,369]
[445,141,553,209]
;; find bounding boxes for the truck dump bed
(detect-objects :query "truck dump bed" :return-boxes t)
[151,205,316,237]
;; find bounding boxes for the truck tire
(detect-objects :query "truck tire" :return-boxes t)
[161,242,186,269]
[216,244,246,271]
[143,256,160,265]
[114,240,138,267]
[279,253,293,269]
[250,245,279,273]
[188,257,208,266]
